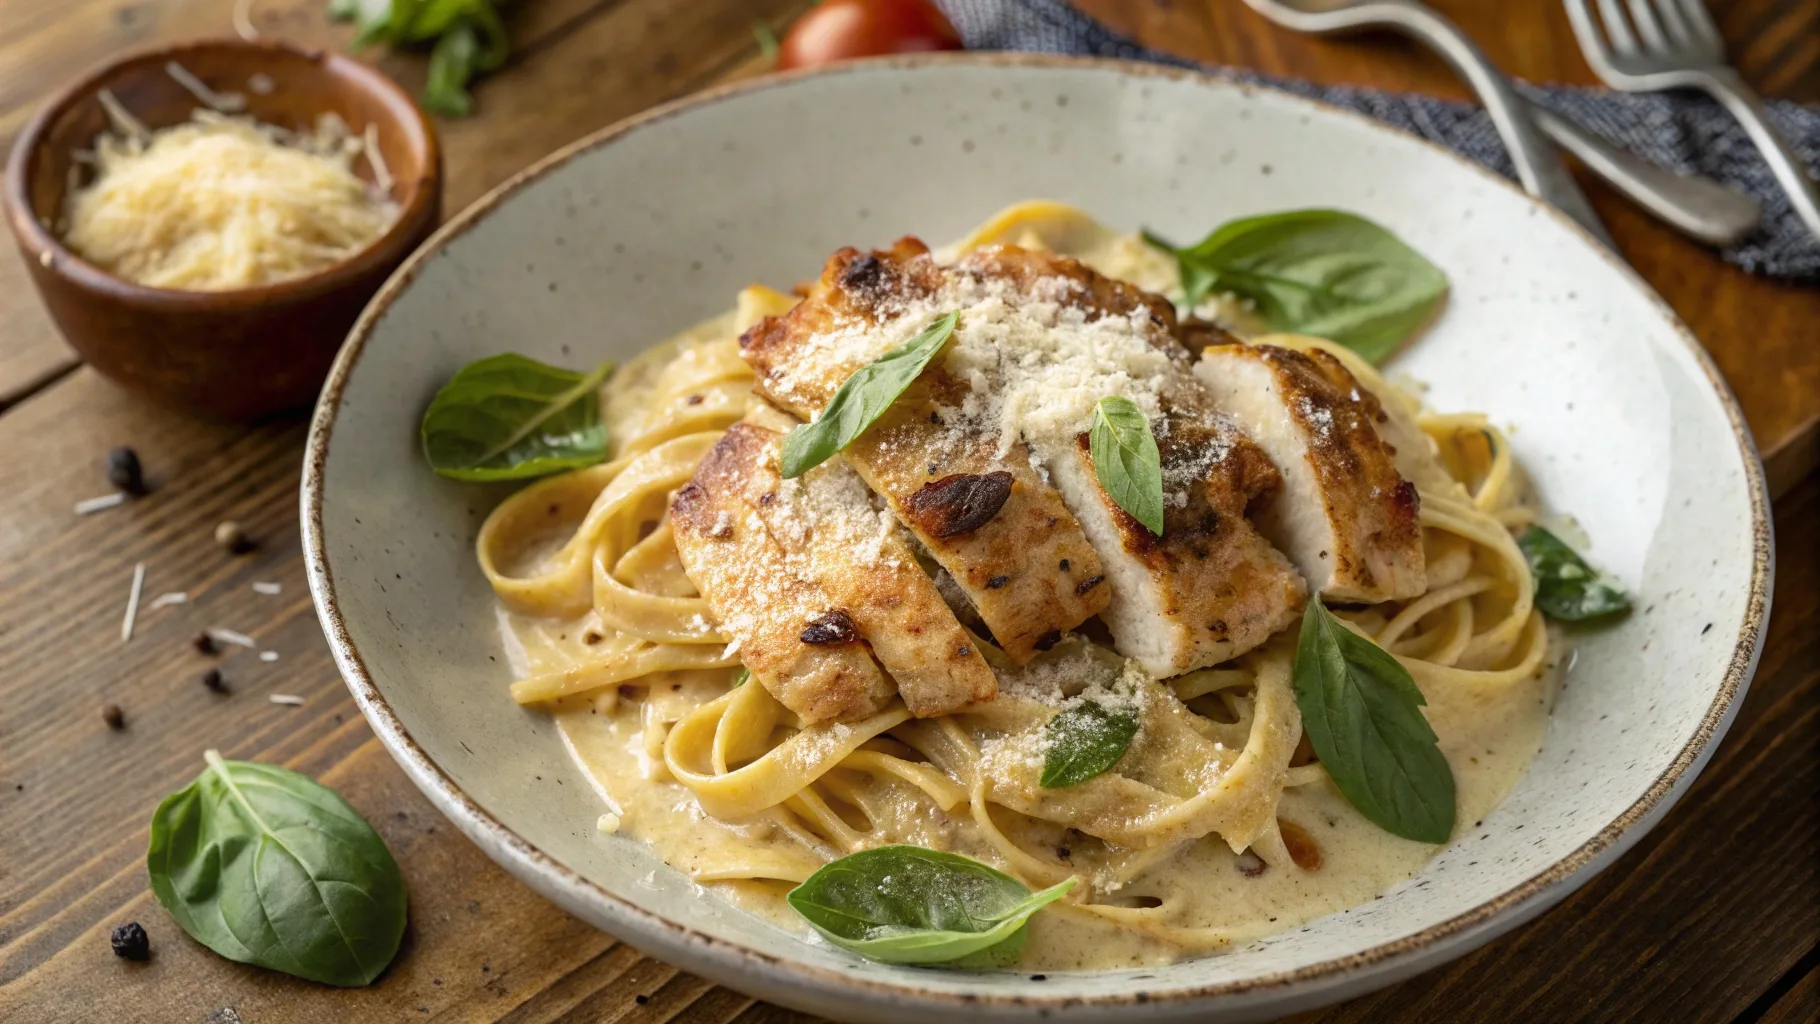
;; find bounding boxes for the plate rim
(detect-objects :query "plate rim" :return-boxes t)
[300,51,1774,1014]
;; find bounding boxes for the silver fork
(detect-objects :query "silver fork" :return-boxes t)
[1244,0,1759,247]
[1566,0,1820,241]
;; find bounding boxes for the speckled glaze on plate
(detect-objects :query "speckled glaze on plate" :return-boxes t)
[301,55,1772,1024]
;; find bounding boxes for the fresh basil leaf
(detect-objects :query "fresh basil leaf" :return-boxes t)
[146,751,407,987]
[1089,396,1165,536]
[1519,527,1630,622]
[752,21,781,62]
[731,666,750,688]
[420,353,613,481]
[1292,601,1456,843]
[1040,699,1139,788]
[786,846,1074,965]
[331,0,508,115]
[423,22,482,118]
[779,312,958,479]
[1143,210,1447,364]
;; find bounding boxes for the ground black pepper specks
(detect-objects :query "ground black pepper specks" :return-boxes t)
[201,668,227,694]
[102,704,124,730]
[111,921,150,961]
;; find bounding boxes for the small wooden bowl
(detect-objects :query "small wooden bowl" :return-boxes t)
[3,39,441,421]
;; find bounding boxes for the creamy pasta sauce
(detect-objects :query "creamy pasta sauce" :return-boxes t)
[503,602,1555,970]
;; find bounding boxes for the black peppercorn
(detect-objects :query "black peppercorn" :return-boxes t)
[192,631,217,655]
[111,921,150,961]
[107,447,146,496]
[201,668,227,693]
[102,704,125,730]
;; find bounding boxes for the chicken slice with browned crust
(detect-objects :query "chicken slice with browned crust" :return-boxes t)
[1193,343,1424,603]
[741,240,1109,663]
[671,433,895,724]
[690,421,997,717]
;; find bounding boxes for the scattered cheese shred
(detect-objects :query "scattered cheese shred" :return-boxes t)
[120,562,145,642]
[74,492,126,515]
[259,650,280,662]
[148,591,189,610]
[61,102,397,291]
[252,581,282,595]
[207,627,257,648]
[596,812,621,834]
[268,694,305,706]
[165,61,246,113]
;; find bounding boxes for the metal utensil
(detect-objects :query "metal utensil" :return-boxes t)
[1565,0,1817,242]
[1243,0,1762,247]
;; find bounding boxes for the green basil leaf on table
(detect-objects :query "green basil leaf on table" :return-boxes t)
[1519,526,1631,622]
[1089,395,1165,536]
[779,312,958,479]
[786,846,1075,965]
[752,21,781,62]
[1040,699,1140,788]
[420,353,614,481]
[424,23,483,118]
[146,751,408,987]
[1143,210,1448,364]
[1292,601,1456,844]
[331,0,510,116]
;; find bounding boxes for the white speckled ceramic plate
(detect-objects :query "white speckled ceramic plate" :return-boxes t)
[302,55,1772,1023]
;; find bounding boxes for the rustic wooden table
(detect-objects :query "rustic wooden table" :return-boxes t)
[1,2,1815,1022]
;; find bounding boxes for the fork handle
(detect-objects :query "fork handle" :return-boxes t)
[1380,3,1615,247]
[1696,67,1820,243]
[1528,106,1761,246]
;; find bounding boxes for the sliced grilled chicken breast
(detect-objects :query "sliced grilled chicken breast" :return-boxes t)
[704,422,997,717]
[953,247,1305,674]
[1194,343,1424,603]
[1044,377,1307,677]
[671,435,895,724]
[741,240,1109,662]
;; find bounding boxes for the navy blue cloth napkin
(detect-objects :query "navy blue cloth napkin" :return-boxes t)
[936,0,1820,279]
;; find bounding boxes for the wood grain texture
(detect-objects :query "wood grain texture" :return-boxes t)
[0,1,1815,1022]
[1755,959,1820,1024]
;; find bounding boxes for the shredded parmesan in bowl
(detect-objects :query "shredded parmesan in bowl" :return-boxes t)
[59,102,398,291]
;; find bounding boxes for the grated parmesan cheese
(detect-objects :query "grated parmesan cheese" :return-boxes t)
[74,492,126,515]
[60,100,397,291]
[207,627,257,648]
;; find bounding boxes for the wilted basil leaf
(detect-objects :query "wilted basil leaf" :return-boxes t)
[1144,210,1447,364]
[1292,601,1456,844]
[786,846,1074,965]
[1519,527,1630,622]
[1040,699,1140,788]
[420,353,613,481]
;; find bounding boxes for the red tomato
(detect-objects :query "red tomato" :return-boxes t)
[774,0,964,71]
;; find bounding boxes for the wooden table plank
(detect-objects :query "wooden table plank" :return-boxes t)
[1757,960,1820,1024]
